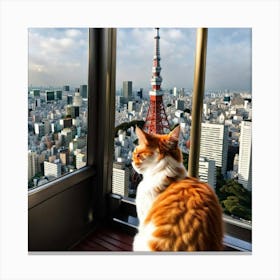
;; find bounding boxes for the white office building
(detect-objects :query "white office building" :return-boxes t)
[200,123,229,175]
[76,153,86,169]
[238,121,252,190]
[199,157,216,189]
[44,160,61,178]
[112,162,129,197]
[73,91,83,107]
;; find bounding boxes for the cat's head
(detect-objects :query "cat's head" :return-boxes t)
[132,125,182,174]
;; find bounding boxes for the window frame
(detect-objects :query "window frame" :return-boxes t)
[28,28,117,213]
[110,27,252,251]
[28,27,252,252]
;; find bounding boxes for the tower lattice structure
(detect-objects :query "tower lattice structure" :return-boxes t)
[143,28,170,135]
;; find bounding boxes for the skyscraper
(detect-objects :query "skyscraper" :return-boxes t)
[198,157,216,188]
[73,90,82,107]
[175,100,185,111]
[28,151,39,181]
[112,162,129,197]
[80,84,88,99]
[34,122,45,138]
[63,85,70,91]
[55,90,62,100]
[200,123,229,175]
[45,90,55,102]
[123,81,132,102]
[238,121,252,190]
[143,28,169,134]
[30,89,40,97]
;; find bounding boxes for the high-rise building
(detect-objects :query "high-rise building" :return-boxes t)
[73,106,79,117]
[34,122,45,138]
[112,162,129,197]
[123,81,132,102]
[128,101,135,112]
[200,123,229,175]
[45,90,55,102]
[59,149,69,165]
[30,89,40,97]
[173,87,177,97]
[67,95,73,105]
[28,151,39,180]
[55,90,62,100]
[73,91,83,107]
[175,100,184,111]
[63,85,70,91]
[80,84,88,99]
[198,157,216,188]
[238,121,252,190]
[203,103,209,116]
[143,28,169,134]
[44,160,61,178]
[137,88,143,99]
[76,152,87,169]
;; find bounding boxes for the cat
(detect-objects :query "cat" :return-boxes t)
[132,125,223,251]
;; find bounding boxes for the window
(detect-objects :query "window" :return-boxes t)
[28,28,89,189]
[27,27,252,251]
[112,28,252,247]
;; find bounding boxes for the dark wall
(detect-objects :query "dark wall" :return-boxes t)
[28,177,95,251]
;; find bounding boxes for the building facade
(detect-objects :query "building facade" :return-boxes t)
[28,151,39,181]
[80,84,88,99]
[238,121,252,190]
[123,81,132,102]
[44,160,61,178]
[198,157,216,188]
[200,123,229,175]
[112,162,129,197]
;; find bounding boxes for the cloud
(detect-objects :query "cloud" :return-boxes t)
[28,28,88,87]
[116,28,197,91]
[65,29,82,38]
[28,28,251,91]
[205,28,252,90]
[116,28,251,92]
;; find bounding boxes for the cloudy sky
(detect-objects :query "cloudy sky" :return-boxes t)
[28,27,251,92]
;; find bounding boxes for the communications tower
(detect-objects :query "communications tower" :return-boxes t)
[143,28,170,134]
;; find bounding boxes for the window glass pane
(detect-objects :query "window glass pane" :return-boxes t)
[113,28,252,225]
[28,28,89,189]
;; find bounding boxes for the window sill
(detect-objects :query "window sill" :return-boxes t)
[28,166,96,209]
[109,193,252,252]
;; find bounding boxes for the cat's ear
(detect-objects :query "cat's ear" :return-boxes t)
[135,126,149,145]
[168,125,180,148]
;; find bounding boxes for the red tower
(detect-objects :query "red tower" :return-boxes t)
[143,28,170,135]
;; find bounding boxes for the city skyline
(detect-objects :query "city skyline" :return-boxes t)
[28,27,252,92]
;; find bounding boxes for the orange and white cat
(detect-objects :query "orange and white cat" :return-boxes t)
[132,125,223,251]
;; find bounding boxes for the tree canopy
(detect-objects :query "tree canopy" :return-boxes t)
[215,176,252,221]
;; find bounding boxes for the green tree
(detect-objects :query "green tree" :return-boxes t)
[215,170,252,221]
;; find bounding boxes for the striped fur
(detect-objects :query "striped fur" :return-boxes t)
[132,126,223,251]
